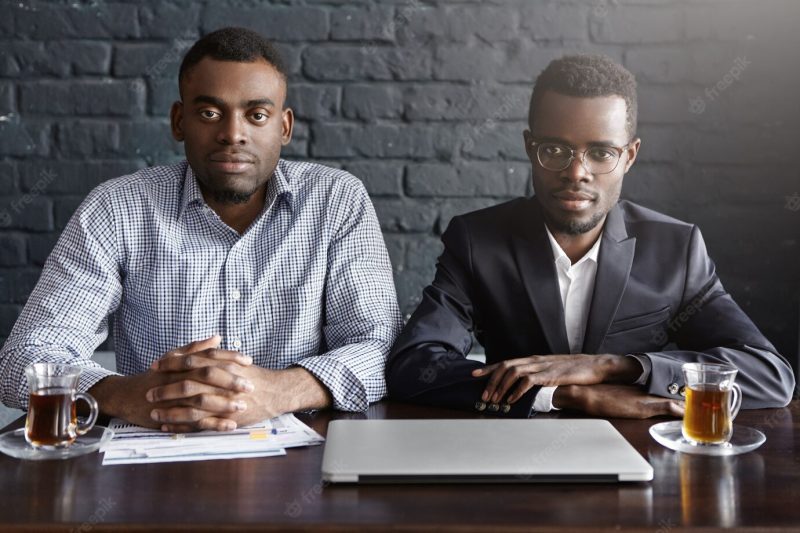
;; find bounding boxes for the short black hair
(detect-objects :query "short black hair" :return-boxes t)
[178,27,287,94]
[528,54,638,138]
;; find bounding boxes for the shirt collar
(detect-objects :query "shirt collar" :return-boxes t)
[177,159,295,221]
[544,223,602,270]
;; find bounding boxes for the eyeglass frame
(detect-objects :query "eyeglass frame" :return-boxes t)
[528,139,635,175]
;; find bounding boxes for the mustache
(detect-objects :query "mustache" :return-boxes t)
[208,151,257,163]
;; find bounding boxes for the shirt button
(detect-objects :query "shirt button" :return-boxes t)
[232,338,242,349]
[230,289,241,301]
[668,383,680,395]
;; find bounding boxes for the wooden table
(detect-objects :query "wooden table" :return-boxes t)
[1,401,798,532]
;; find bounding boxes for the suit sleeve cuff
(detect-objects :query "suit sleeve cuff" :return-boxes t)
[627,353,652,386]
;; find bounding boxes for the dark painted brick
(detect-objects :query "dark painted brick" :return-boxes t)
[54,196,84,231]
[397,4,518,43]
[438,198,507,235]
[0,304,23,336]
[118,121,183,162]
[382,233,406,272]
[520,2,589,40]
[139,3,201,39]
[0,162,17,194]
[304,46,432,81]
[288,85,340,120]
[55,120,120,157]
[20,81,146,117]
[28,233,60,266]
[331,5,395,41]
[311,123,457,159]
[19,160,144,195]
[13,2,139,39]
[0,197,53,232]
[201,6,329,41]
[0,235,26,267]
[343,161,403,197]
[404,84,529,121]
[113,42,191,78]
[372,199,438,232]
[0,41,111,77]
[590,6,685,43]
[459,122,528,161]
[406,162,529,197]
[0,268,42,304]
[625,47,691,84]
[0,82,13,114]
[147,78,180,116]
[0,121,51,157]
[343,85,403,120]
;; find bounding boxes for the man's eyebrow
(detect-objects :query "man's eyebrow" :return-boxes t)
[244,98,275,108]
[191,95,276,108]
[532,136,621,147]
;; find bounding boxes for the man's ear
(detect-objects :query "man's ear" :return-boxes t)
[281,107,294,146]
[623,137,641,173]
[170,101,184,142]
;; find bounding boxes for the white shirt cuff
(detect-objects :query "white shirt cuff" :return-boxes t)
[628,353,652,385]
[532,386,560,413]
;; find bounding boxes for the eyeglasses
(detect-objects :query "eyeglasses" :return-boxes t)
[530,141,632,175]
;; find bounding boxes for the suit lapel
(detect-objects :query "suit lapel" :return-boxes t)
[582,204,636,354]
[510,199,570,355]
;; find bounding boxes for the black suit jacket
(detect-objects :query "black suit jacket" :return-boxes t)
[387,197,795,417]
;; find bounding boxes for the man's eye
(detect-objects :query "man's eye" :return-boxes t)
[588,148,615,161]
[200,110,219,119]
[543,144,569,157]
[251,112,267,122]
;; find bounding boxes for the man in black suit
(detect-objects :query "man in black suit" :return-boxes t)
[387,54,795,418]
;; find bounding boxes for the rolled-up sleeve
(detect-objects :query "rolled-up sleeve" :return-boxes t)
[295,181,401,411]
[0,186,122,409]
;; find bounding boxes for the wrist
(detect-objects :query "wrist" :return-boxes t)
[603,354,642,384]
[552,384,580,410]
[88,375,128,419]
[281,367,332,412]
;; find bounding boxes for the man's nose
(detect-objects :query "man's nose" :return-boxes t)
[560,154,591,182]
[216,115,248,145]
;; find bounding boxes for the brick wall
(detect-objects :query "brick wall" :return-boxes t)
[1,0,798,364]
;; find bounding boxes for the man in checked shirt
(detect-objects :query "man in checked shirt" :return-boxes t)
[0,28,402,432]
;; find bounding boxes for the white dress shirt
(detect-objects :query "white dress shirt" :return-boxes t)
[532,225,650,413]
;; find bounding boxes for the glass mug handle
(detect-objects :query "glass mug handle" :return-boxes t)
[73,392,99,437]
[729,383,743,421]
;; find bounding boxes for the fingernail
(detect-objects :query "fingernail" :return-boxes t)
[161,425,169,432]
[150,361,158,370]
[234,401,247,411]
[146,390,154,402]
[240,355,253,365]
[481,391,488,401]
[239,380,255,392]
[151,410,160,421]
[222,421,236,431]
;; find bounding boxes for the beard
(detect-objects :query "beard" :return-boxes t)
[546,209,608,235]
[209,188,257,204]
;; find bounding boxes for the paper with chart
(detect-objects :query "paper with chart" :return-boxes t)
[100,413,324,465]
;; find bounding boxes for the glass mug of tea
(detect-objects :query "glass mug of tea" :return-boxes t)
[24,363,99,449]
[681,363,742,446]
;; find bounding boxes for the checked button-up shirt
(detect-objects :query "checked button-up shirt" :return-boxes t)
[0,159,402,412]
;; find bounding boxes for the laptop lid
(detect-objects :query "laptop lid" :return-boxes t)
[321,419,652,483]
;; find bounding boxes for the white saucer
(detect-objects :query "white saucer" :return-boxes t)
[0,426,114,461]
[649,421,765,456]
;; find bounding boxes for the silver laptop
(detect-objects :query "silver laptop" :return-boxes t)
[322,419,652,483]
